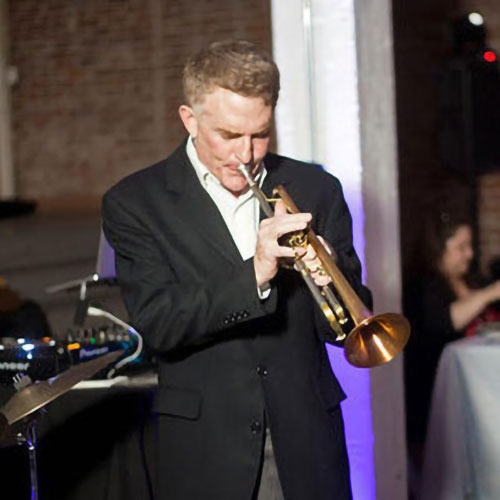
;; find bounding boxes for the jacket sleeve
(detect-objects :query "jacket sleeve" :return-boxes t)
[313,177,372,346]
[102,190,277,355]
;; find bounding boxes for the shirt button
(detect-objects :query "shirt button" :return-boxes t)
[256,365,268,377]
[250,420,262,434]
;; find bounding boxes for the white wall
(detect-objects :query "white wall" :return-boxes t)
[271,0,407,498]
[354,0,408,498]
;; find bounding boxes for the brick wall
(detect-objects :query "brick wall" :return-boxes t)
[8,0,499,272]
[479,173,500,274]
[459,1,500,272]
[394,0,465,279]
[393,0,500,279]
[8,0,272,210]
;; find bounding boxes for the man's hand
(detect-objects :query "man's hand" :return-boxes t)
[299,235,333,287]
[254,200,311,287]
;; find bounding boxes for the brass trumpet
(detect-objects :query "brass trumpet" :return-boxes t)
[238,164,410,368]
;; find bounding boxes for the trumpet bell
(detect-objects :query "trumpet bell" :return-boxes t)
[344,313,410,368]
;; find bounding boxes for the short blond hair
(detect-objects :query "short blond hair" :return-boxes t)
[182,40,280,109]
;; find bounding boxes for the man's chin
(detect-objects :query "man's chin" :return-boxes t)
[223,179,248,196]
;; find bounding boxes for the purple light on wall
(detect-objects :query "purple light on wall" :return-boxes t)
[328,189,376,500]
[328,346,375,500]
[270,1,377,493]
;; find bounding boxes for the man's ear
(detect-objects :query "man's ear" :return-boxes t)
[179,105,198,138]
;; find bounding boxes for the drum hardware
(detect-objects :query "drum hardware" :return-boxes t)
[85,306,142,379]
[44,272,145,378]
[238,163,410,368]
[0,338,68,384]
[0,325,138,383]
[45,273,117,296]
[0,351,123,500]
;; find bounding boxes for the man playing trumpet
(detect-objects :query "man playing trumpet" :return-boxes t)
[103,39,371,500]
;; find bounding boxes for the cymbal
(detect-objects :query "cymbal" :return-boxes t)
[0,350,123,427]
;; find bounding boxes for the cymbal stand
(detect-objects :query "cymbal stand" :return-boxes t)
[15,413,43,500]
[26,419,39,500]
[1,352,123,500]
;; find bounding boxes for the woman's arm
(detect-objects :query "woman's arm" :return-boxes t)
[450,280,500,330]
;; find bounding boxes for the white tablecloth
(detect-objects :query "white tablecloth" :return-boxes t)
[420,331,500,500]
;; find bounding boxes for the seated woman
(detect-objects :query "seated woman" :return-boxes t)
[404,212,500,449]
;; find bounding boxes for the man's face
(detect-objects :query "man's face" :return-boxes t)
[179,87,272,196]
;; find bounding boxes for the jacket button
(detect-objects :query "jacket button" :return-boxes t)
[256,365,268,377]
[250,420,262,434]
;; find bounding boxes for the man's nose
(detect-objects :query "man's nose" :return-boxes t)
[236,136,253,165]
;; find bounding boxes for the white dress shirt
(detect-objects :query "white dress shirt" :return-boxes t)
[186,137,271,297]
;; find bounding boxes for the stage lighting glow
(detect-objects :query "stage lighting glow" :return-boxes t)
[483,51,497,63]
[21,344,35,352]
[468,13,484,26]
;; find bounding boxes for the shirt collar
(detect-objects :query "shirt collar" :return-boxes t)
[186,135,267,192]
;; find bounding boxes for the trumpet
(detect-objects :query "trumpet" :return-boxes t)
[238,164,410,368]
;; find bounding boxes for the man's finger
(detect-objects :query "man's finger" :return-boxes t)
[275,220,310,238]
[276,245,297,259]
[274,199,288,216]
[301,244,317,262]
[273,200,312,223]
[313,275,332,287]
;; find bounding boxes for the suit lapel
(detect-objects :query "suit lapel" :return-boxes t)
[163,143,243,266]
[261,154,291,222]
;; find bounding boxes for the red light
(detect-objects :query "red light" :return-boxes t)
[483,51,497,63]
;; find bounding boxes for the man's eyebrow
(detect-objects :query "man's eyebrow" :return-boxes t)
[254,126,271,136]
[215,126,271,137]
[215,128,241,136]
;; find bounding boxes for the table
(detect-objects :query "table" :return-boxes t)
[420,331,500,500]
[0,372,158,500]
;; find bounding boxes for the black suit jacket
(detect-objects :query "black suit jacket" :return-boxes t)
[102,141,370,500]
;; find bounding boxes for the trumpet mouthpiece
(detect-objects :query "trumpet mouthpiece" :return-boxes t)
[237,164,253,184]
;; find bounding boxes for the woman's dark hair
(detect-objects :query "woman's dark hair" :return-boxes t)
[424,211,472,276]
